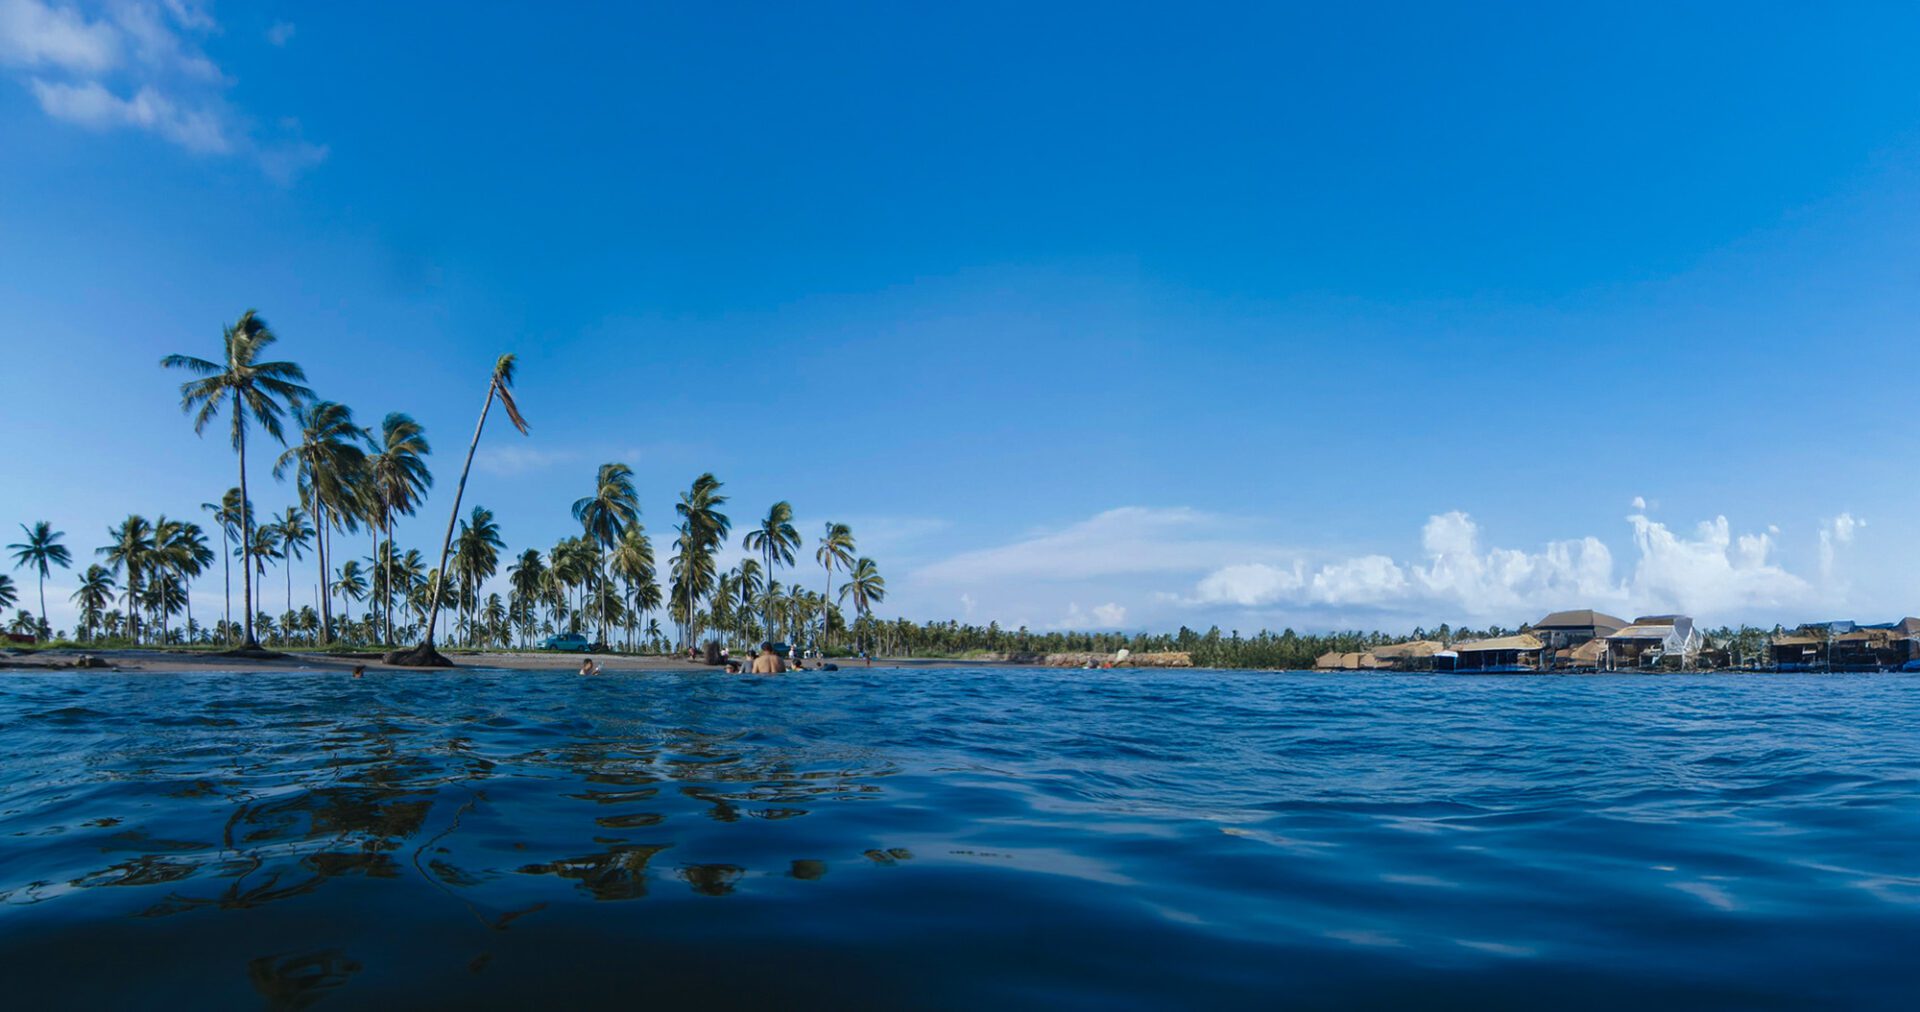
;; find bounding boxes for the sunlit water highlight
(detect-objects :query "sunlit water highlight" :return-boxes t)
[1,669,1917,1008]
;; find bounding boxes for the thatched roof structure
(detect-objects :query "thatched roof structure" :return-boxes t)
[1453,633,1544,653]
[1534,609,1629,633]
[1369,639,1444,659]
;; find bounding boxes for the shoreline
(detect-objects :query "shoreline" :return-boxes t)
[0,647,1033,675]
[2,647,1910,676]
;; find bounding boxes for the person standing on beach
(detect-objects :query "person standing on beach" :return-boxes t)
[751,642,786,675]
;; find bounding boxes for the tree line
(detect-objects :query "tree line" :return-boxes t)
[1,310,885,658]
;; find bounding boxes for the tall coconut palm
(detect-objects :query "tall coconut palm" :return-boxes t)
[98,515,155,644]
[70,565,115,642]
[8,521,72,634]
[414,355,528,662]
[270,505,313,624]
[815,522,856,653]
[366,412,432,645]
[451,506,504,647]
[201,488,246,644]
[0,575,15,616]
[742,501,799,638]
[837,557,886,653]
[245,522,283,639]
[670,473,730,648]
[154,519,213,645]
[507,549,546,648]
[274,400,370,643]
[572,462,641,645]
[332,559,367,628]
[610,527,655,652]
[162,310,314,650]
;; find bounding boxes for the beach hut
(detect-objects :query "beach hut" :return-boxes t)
[1364,640,1444,671]
[1531,609,1629,664]
[1770,633,1823,671]
[1448,633,1544,673]
[1605,615,1701,670]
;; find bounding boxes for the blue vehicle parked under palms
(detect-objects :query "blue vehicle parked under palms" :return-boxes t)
[539,632,594,652]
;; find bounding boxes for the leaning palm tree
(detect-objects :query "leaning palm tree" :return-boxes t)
[742,501,800,638]
[572,462,641,646]
[815,522,856,653]
[70,565,116,641]
[162,310,313,650]
[8,521,73,634]
[365,412,432,645]
[837,557,886,654]
[405,355,528,665]
[274,400,370,643]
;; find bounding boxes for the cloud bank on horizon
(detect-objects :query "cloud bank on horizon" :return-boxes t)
[904,503,1867,632]
[0,0,323,179]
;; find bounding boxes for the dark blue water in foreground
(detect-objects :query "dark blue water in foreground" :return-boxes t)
[2,669,1917,1009]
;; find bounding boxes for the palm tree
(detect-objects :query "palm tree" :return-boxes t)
[162,310,314,650]
[8,521,72,634]
[270,505,313,625]
[0,575,15,616]
[274,400,371,643]
[413,355,528,663]
[742,501,799,638]
[366,412,432,645]
[70,565,115,641]
[572,462,641,646]
[838,557,886,653]
[333,559,367,628]
[154,519,212,644]
[451,506,504,647]
[245,522,283,639]
[98,515,155,644]
[670,473,730,649]
[201,488,246,644]
[815,522,856,653]
[609,527,656,652]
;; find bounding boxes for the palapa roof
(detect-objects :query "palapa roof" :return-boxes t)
[1314,650,1345,669]
[1453,633,1543,653]
[1534,609,1629,632]
[1369,639,1443,659]
[1894,617,1920,637]
[1609,623,1677,640]
[1567,639,1609,663]
[1772,634,1822,646]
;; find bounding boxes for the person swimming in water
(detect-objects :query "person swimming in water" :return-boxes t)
[351,665,365,679]
[579,657,602,676]
[750,642,787,675]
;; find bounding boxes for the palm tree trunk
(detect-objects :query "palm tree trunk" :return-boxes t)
[236,392,259,650]
[37,573,47,636]
[220,524,231,644]
[421,383,496,650]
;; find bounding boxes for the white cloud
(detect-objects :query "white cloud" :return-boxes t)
[0,0,117,72]
[473,444,580,477]
[265,20,293,47]
[1052,601,1128,630]
[916,506,1269,584]
[1818,512,1864,585]
[1,1,323,178]
[1631,495,1647,510]
[31,78,228,151]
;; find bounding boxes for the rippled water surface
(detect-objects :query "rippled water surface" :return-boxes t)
[2,668,1918,1009]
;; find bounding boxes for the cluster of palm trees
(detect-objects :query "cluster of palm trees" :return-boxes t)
[4,309,891,657]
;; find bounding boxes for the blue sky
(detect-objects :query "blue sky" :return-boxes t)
[3,1,1918,635]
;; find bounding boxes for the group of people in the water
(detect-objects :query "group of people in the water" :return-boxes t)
[571,642,867,676]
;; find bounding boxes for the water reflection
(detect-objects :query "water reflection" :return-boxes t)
[4,669,1916,1008]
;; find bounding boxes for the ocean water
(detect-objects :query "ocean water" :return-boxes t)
[0,668,1916,1009]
